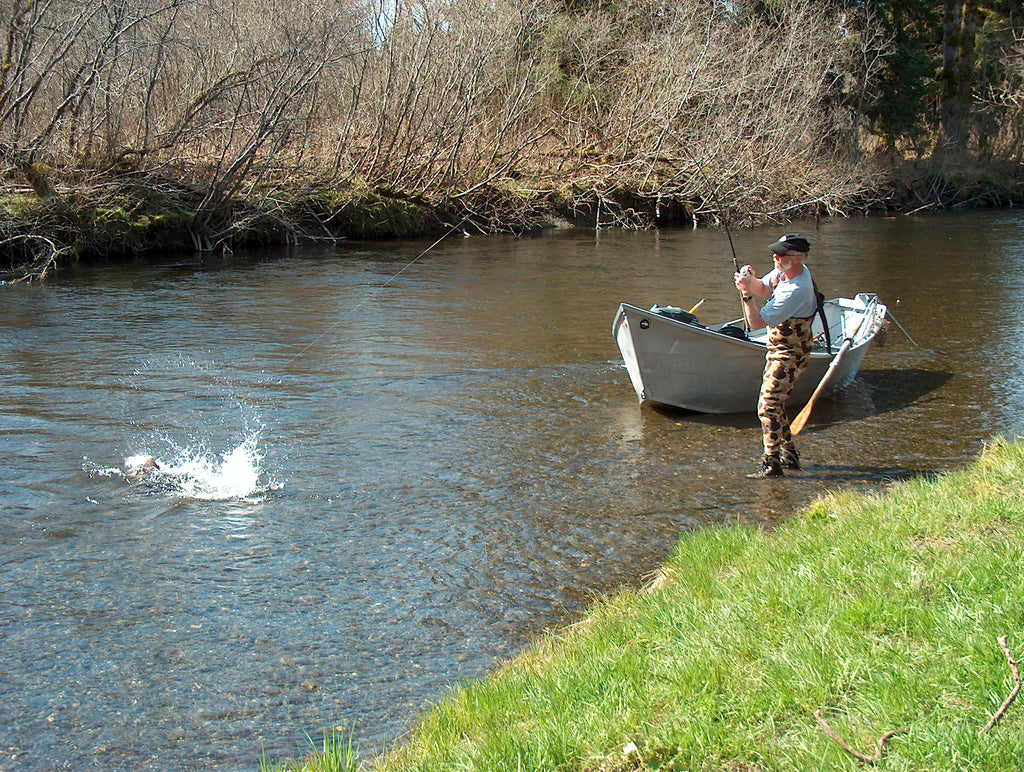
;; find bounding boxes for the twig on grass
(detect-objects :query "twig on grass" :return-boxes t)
[814,710,908,765]
[981,635,1021,733]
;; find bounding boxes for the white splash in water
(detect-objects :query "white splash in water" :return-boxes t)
[122,432,280,501]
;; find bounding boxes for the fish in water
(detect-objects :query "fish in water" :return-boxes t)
[125,455,161,481]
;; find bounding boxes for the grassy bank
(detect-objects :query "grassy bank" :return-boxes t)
[271,438,1024,771]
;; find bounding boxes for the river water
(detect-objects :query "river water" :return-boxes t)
[2,210,1022,770]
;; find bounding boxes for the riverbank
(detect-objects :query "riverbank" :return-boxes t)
[3,156,1023,283]
[270,438,1024,771]
[5,1,1023,285]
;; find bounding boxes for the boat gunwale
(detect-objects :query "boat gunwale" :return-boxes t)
[615,298,882,360]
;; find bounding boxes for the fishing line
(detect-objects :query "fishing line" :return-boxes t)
[671,139,750,329]
[276,217,470,368]
[670,134,740,270]
[119,218,472,495]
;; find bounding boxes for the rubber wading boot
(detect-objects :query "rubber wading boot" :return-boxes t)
[780,449,801,471]
[747,455,784,479]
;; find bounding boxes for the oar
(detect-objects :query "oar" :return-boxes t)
[790,313,868,437]
[887,309,920,349]
[688,298,705,314]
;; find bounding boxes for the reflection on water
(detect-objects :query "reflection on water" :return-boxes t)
[1,211,1023,770]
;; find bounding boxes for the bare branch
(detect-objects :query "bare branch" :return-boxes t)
[814,710,908,765]
[982,635,1022,733]
[1,234,67,282]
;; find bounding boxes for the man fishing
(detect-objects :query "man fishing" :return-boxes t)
[734,234,817,478]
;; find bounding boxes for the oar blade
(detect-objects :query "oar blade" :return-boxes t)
[791,339,853,437]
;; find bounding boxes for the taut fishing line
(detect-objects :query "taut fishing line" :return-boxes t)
[278,217,470,368]
[670,136,747,327]
[112,218,468,498]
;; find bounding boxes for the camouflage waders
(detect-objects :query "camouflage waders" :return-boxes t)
[757,316,814,461]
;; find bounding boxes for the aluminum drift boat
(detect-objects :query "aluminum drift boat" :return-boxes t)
[613,294,887,414]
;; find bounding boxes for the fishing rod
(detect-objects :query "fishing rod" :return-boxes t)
[672,140,748,327]
[667,133,739,262]
[686,157,738,268]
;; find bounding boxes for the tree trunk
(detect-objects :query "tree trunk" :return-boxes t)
[939,0,964,153]
[20,160,57,199]
[957,0,979,151]
[939,0,979,156]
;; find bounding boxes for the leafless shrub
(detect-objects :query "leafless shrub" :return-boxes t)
[2,0,1016,271]
[327,0,550,199]
[535,0,893,225]
[977,31,1024,163]
[0,0,897,224]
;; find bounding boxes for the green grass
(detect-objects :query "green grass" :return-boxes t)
[262,728,360,772]
[279,438,1024,771]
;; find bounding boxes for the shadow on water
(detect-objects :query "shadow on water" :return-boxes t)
[799,366,955,429]
[629,358,957,525]
[643,367,953,428]
[809,465,941,485]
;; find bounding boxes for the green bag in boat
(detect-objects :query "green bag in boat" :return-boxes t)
[650,305,703,326]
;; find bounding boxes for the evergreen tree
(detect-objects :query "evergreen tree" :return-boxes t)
[856,0,940,150]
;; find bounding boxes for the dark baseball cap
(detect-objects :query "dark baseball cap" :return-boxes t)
[768,233,810,255]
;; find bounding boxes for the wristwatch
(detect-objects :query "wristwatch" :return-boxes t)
[742,295,753,302]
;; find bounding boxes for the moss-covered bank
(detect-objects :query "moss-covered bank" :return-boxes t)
[4,158,1023,283]
[269,438,1024,771]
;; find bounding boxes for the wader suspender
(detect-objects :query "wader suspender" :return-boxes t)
[813,280,832,354]
[771,272,831,353]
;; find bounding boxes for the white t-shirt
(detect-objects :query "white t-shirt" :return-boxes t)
[759,265,816,326]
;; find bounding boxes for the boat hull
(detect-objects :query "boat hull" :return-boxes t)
[613,295,886,414]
